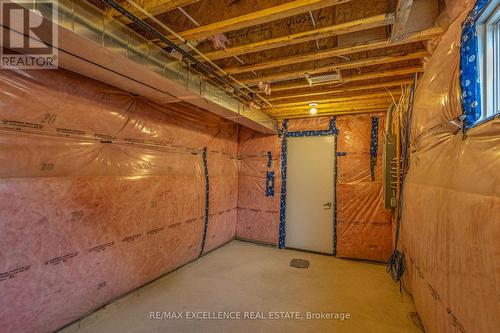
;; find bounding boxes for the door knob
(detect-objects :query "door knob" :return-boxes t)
[323,202,332,210]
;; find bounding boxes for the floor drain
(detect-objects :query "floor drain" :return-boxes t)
[290,258,309,269]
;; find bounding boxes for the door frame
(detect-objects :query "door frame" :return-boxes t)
[278,118,339,255]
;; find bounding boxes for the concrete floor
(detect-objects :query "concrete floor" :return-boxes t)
[61,241,421,333]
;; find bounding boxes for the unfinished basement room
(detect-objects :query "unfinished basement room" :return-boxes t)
[0,0,498,332]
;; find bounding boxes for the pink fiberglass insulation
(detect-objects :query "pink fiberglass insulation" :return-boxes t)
[335,115,392,261]
[0,68,238,333]
[204,150,239,253]
[399,4,500,333]
[237,115,392,262]
[236,127,282,245]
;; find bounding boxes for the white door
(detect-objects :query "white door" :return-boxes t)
[285,136,335,254]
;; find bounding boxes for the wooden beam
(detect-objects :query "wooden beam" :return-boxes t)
[268,99,394,113]
[270,91,402,108]
[266,90,401,109]
[269,105,389,117]
[391,0,414,42]
[240,50,427,85]
[110,1,200,25]
[270,66,423,93]
[176,0,351,41]
[272,108,387,119]
[202,13,394,61]
[225,27,442,75]
[268,79,412,101]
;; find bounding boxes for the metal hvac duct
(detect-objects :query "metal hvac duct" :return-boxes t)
[6,0,276,133]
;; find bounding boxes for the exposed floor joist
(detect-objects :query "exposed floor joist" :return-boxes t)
[202,13,395,61]
[270,66,423,93]
[175,0,352,41]
[269,91,402,108]
[240,50,427,85]
[224,27,442,75]
[268,96,396,109]
[274,108,389,119]
[272,105,389,118]
[109,0,200,25]
[268,79,413,101]
[89,0,439,120]
[268,100,396,115]
[391,0,414,41]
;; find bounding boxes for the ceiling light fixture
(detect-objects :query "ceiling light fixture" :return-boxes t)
[309,102,318,107]
[309,107,318,115]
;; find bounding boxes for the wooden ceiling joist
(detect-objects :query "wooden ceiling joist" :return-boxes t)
[110,0,200,25]
[202,13,394,61]
[176,0,352,41]
[270,91,402,108]
[91,0,438,121]
[270,66,423,93]
[267,79,413,102]
[270,105,389,116]
[264,96,392,113]
[274,108,388,119]
[240,50,427,85]
[225,27,442,75]
[268,79,413,101]
[264,102,391,117]
[391,0,414,41]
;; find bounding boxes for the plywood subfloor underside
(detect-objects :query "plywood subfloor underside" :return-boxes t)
[60,241,421,333]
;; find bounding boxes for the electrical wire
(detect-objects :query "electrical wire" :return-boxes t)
[172,4,271,106]
[102,0,272,107]
[387,74,418,291]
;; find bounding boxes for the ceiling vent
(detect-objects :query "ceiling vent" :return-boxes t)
[305,69,342,87]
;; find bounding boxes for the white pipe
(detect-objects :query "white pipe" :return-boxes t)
[309,11,320,51]
[177,7,200,27]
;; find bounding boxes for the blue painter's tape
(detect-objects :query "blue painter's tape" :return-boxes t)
[370,117,379,158]
[266,171,275,197]
[199,147,209,257]
[278,120,288,249]
[267,151,272,168]
[460,0,489,128]
[370,117,379,182]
